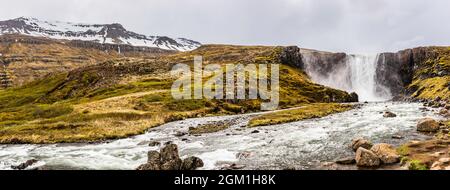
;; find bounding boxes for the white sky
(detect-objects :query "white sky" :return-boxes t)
[1,0,449,53]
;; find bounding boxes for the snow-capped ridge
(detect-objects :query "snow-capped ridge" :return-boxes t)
[0,17,201,51]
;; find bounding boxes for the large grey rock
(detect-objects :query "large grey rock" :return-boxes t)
[137,151,161,170]
[136,144,204,170]
[147,151,161,164]
[160,159,183,170]
[181,156,204,170]
[160,144,180,163]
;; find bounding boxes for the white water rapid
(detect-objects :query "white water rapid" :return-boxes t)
[0,102,443,170]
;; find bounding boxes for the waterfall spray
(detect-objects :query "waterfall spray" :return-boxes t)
[302,52,392,102]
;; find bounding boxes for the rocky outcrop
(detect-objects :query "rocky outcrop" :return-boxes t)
[68,40,174,54]
[335,157,356,165]
[370,143,400,164]
[417,118,440,132]
[0,63,11,89]
[137,144,204,170]
[349,92,359,102]
[11,159,39,170]
[300,49,348,78]
[355,147,381,167]
[280,46,304,70]
[377,47,449,101]
[0,34,174,54]
[351,138,373,151]
[431,158,450,170]
[375,50,415,97]
[181,156,204,170]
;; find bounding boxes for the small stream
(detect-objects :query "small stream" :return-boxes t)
[0,102,443,170]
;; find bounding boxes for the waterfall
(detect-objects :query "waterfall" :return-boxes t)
[302,52,392,102]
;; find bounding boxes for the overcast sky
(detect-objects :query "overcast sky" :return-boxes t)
[0,0,449,53]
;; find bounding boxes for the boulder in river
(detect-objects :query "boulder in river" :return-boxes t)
[392,135,404,139]
[148,141,161,147]
[351,138,373,151]
[137,151,161,170]
[417,118,440,132]
[383,111,397,118]
[11,159,39,170]
[181,156,204,170]
[370,143,400,164]
[335,157,356,165]
[159,144,183,170]
[137,144,204,170]
[355,147,381,167]
[174,131,188,137]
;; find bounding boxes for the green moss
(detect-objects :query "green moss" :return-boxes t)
[31,104,73,119]
[397,144,410,156]
[409,76,450,101]
[222,103,243,113]
[407,47,450,101]
[408,160,428,170]
[165,99,209,111]
[248,103,355,127]
[0,73,68,109]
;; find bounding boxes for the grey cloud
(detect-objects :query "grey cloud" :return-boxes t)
[0,0,449,53]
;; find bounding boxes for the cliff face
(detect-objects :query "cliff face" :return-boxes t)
[375,51,414,97]
[376,47,449,101]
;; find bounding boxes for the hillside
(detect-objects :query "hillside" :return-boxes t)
[0,34,174,87]
[0,45,356,144]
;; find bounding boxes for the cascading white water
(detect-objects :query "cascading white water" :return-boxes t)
[347,55,390,102]
[303,52,392,102]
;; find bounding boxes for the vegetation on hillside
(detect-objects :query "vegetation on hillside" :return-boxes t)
[0,45,356,144]
[407,47,450,101]
[248,103,355,127]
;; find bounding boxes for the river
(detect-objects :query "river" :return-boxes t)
[0,102,443,170]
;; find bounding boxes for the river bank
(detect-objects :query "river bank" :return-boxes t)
[0,102,444,170]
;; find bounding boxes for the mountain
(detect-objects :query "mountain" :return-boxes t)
[0,17,201,51]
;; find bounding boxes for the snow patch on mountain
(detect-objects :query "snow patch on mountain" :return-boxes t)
[0,17,201,51]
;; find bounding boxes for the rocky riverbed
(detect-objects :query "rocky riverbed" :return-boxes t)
[0,102,445,170]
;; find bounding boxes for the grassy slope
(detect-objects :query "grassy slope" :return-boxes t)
[0,36,172,87]
[248,103,355,127]
[0,45,355,144]
[407,47,450,101]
